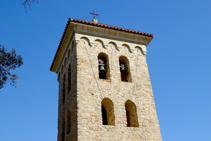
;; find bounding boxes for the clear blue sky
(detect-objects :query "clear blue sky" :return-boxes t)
[1,0,211,141]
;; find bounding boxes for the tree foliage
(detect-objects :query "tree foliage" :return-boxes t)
[0,45,23,89]
[21,0,38,11]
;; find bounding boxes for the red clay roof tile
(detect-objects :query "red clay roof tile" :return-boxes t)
[69,18,154,37]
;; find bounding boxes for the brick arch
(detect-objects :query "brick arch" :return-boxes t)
[109,41,119,51]
[122,44,132,53]
[80,37,91,46]
[101,98,115,125]
[125,100,139,127]
[95,39,105,49]
[135,46,145,55]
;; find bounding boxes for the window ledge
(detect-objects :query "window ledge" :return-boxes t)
[98,79,111,83]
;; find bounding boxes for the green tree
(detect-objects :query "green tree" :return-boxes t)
[0,45,23,89]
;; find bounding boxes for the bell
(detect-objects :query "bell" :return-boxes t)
[99,65,106,71]
[120,64,126,71]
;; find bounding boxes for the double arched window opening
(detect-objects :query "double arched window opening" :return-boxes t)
[101,98,138,127]
[98,53,131,82]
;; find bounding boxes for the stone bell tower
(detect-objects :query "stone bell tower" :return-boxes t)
[50,18,162,141]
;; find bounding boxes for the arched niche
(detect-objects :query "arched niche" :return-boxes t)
[68,49,71,57]
[119,56,132,82]
[98,52,110,80]
[125,100,139,127]
[61,65,64,73]
[62,74,66,103]
[64,58,67,67]
[101,98,115,125]
[68,64,71,93]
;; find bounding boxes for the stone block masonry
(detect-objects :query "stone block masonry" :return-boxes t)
[50,19,162,141]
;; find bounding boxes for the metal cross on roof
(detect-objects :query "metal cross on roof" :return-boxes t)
[90,10,99,19]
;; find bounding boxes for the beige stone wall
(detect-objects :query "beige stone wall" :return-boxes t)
[72,35,162,141]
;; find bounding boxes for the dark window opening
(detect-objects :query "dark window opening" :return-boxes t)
[61,117,65,141]
[98,53,110,80]
[62,75,66,103]
[119,56,131,82]
[99,58,107,79]
[67,109,71,134]
[102,105,108,125]
[120,62,128,82]
[68,65,71,93]
[125,100,139,127]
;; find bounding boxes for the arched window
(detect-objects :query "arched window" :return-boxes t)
[68,64,71,93]
[62,75,66,103]
[61,116,65,141]
[67,108,71,134]
[125,100,139,127]
[101,98,115,125]
[119,56,131,82]
[98,53,110,80]
[64,58,67,67]
[68,49,71,57]
[61,65,64,73]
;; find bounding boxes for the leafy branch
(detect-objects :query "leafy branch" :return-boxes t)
[21,0,38,12]
[0,45,23,89]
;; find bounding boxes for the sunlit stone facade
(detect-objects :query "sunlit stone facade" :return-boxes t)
[50,19,162,141]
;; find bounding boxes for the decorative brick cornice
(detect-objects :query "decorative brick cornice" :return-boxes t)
[50,18,154,72]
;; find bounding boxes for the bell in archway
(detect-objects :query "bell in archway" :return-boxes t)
[120,63,126,71]
[99,65,106,72]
